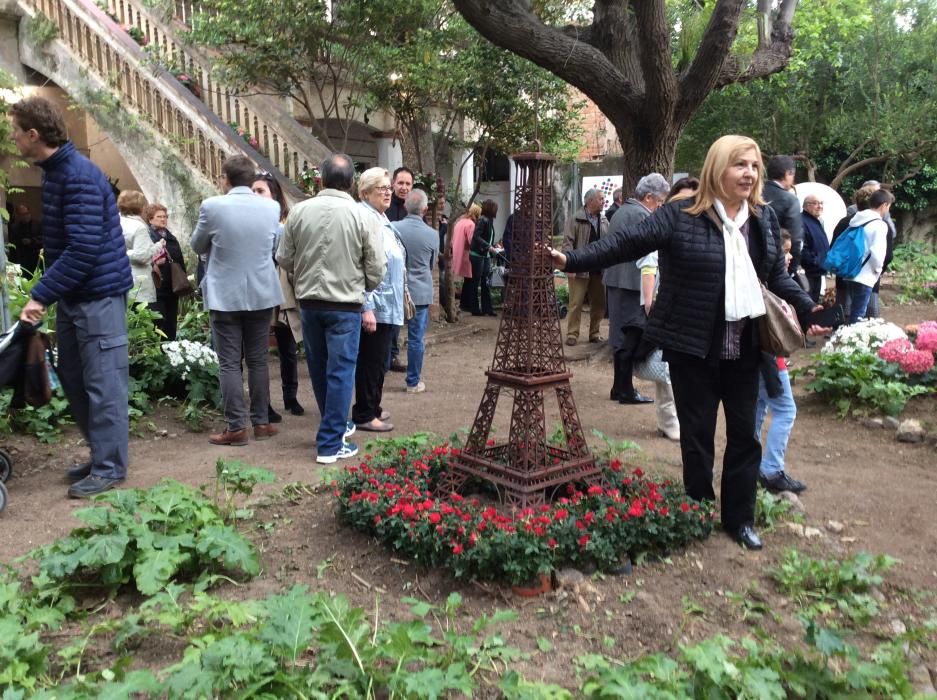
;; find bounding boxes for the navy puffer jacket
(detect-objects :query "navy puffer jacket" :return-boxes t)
[564,198,815,359]
[30,141,133,306]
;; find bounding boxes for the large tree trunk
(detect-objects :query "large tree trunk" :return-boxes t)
[616,117,682,193]
[453,0,799,186]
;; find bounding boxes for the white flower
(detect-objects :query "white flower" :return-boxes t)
[823,318,907,356]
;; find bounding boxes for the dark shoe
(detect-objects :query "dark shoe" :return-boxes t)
[759,472,807,494]
[285,399,305,416]
[734,524,763,551]
[253,424,279,441]
[389,361,406,373]
[610,391,627,402]
[618,390,654,405]
[589,336,604,343]
[267,405,283,424]
[208,428,249,446]
[68,475,124,499]
[565,337,577,346]
[65,461,92,484]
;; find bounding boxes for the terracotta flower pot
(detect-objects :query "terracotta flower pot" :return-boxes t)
[511,571,553,597]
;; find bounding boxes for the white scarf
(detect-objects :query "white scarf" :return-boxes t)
[713,199,766,322]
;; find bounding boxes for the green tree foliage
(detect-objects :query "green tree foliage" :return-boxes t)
[187,0,582,176]
[679,0,937,203]
[1,70,26,222]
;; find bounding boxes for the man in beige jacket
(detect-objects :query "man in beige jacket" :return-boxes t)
[563,188,608,345]
[277,154,385,464]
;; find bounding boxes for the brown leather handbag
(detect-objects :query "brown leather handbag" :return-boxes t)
[759,285,805,356]
[170,259,194,296]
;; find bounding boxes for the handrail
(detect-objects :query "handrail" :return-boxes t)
[22,0,305,199]
[101,0,329,191]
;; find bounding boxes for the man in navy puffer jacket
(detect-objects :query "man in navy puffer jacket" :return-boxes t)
[12,96,133,498]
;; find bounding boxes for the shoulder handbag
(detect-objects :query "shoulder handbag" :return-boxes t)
[390,225,416,321]
[633,348,671,384]
[759,285,805,356]
[169,255,194,297]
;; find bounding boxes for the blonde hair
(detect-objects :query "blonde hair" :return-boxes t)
[687,135,765,216]
[358,167,389,197]
[467,203,482,221]
[117,190,147,216]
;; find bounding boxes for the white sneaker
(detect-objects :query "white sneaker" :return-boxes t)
[344,421,356,439]
[406,381,426,394]
[316,442,359,464]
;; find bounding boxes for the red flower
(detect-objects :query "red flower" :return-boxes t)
[554,508,569,521]
[547,538,557,548]
[633,468,644,478]
[578,534,590,548]
[428,512,441,524]
[587,485,603,496]
[401,504,416,519]
[680,502,690,513]
[610,459,622,472]
[452,543,464,555]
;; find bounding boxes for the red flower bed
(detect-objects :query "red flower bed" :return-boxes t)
[334,442,715,585]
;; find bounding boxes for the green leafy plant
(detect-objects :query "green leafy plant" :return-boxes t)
[771,549,898,625]
[575,624,917,699]
[755,489,803,530]
[798,350,932,417]
[212,458,275,522]
[24,15,59,45]
[890,242,937,303]
[30,480,260,597]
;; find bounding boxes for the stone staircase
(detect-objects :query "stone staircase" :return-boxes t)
[15,0,326,205]
[99,0,329,192]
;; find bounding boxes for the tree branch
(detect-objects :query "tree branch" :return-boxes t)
[712,0,799,89]
[837,137,877,175]
[632,0,677,121]
[677,0,747,120]
[453,0,643,121]
[829,154,891,191]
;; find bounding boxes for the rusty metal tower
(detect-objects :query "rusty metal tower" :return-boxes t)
[444,152,599,507]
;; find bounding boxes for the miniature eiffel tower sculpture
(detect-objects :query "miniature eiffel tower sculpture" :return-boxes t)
[445,152,599,508]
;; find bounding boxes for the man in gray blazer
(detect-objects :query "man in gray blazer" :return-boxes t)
[604,173,669,405]
[191,155,284,446]
[393,189,439,393]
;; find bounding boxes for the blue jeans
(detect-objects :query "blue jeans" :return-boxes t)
[406,305,430,387]
[847,281,874,324]
[754,369,796,478]
[300,308,361,456]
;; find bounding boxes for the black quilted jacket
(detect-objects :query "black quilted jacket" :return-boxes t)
[564,198,815,359]
[30,141,133,306]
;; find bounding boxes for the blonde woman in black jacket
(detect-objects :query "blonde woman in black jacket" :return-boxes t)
[551,135,826,551]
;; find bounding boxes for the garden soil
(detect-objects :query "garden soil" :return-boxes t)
[1,292,936,688]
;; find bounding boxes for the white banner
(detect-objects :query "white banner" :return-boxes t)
[582,175,623,213]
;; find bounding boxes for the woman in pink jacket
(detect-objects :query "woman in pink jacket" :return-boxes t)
[452,203,481,312]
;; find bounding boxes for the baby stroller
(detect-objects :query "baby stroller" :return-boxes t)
[0,320,53,513]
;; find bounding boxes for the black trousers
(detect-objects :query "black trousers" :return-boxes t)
[667,351,761,532]
[150,294,178,341]
[273,324,298,404]
[352,322,392,424]
[469,255,493,315]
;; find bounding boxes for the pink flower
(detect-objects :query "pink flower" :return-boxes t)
[878,338,913,363]
[899,349,935,375]
[915,328,937,353]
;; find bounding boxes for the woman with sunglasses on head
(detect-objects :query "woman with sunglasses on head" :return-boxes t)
[353,167,405,433]
[551,136,826,551]
[252,173,304,420]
